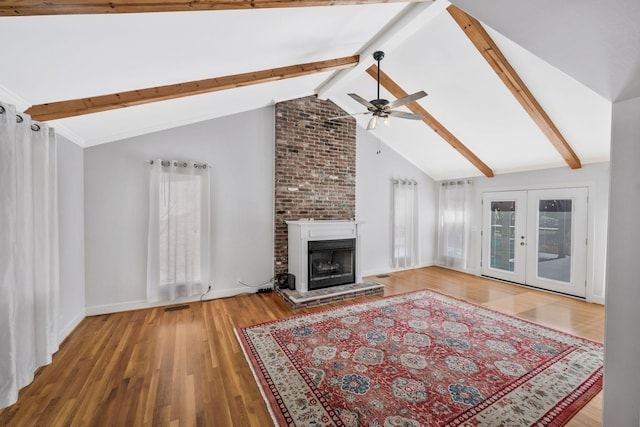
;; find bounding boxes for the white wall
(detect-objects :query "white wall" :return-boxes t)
[448,162,609,303]
[356,127,438,276]
[603,97,640,426]
[56,135,86,341]
[83,107,275,314]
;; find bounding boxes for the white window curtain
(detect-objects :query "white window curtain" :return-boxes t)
[147,160,211,303]
[437,180,472,270]
[0,103,59,409]
[391,178,419,268]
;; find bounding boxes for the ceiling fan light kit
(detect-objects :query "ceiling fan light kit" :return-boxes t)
[367,115,378,130]
[332,50,427,130]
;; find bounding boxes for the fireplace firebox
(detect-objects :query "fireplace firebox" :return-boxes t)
[308,239,355,291]
[286,220,362,293]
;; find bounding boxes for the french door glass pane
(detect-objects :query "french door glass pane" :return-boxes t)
[490,201,516,272]
[537,199,572,283]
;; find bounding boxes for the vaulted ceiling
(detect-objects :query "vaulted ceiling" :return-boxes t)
[1,0,630,180]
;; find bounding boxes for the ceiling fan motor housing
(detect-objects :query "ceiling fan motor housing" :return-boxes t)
[371,98,390,109]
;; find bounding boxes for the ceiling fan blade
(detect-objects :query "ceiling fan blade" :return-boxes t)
[348,93,376,109]
[388,110,423,120]
[327,112,371,121]
[387,91,427,109]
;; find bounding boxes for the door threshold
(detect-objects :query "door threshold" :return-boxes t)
[481,275,586,300]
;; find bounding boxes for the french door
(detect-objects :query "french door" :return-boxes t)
[481,188,588,298]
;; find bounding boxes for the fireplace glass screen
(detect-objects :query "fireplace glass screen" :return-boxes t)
[308,239,356,291]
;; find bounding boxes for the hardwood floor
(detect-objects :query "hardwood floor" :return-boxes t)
[0,266,603,426]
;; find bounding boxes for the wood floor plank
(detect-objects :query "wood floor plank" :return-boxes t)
[0,266,603,426]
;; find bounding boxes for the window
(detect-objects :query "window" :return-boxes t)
[147,161,210,303]
[392,179,419,268]
[437,180,472,270]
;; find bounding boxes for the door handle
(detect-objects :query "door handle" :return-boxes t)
[520,242,526,246]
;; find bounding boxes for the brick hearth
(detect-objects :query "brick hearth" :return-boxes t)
[276,281,384,310]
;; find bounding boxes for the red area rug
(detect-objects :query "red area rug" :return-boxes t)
[236,290,603,426]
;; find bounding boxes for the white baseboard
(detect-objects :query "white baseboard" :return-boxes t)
[202,286,258,301]
[85,286,260,316]
[361,262,434,278]
[439,265,477,275]
[86,299,150,316]
[586,295,605,305]
[58,309,86,344]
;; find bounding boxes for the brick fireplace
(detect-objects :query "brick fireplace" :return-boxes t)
[274,95,356,276]
[273,96,383,307]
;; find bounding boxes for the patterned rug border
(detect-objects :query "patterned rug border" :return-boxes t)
[234,328,283,426]
[446,345,602,426]
[236,288,603,426]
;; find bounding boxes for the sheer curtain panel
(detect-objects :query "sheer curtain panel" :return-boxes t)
[391,179,419,268]
[147,160,211,303]
[0,103,60,409]
[437,180,472,270]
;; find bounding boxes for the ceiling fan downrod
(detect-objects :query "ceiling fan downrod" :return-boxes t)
[373,50,384,101]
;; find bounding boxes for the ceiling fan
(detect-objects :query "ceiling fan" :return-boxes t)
[330,51,427,130]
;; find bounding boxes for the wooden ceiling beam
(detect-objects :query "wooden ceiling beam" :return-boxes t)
[447,5,581,169]
[0,0,429,16]
[366,65,494,177]
[25,55,359,121]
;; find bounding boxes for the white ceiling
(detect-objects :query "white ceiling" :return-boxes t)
[0,0,625,180]
[451,0,640,103]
